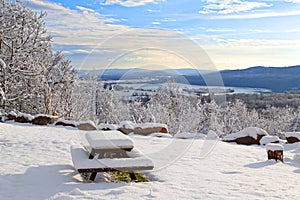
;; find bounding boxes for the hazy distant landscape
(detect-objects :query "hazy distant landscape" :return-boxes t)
[78,65,300,93]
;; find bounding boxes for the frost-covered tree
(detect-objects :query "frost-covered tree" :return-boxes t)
[258,105,295,137]
[0,1,76,115]
[95,86,130,124]
[40,51,76,116]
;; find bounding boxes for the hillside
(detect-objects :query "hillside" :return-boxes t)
[1,122,300,199]
[220,66,300,92]
[184,65,300,93]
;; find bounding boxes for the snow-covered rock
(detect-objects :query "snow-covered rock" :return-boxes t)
[118,121,169,135]
[32,114,58,125]
[285,132,300,143]
[207,130,219,140]
[98,123,119,130]
[7,111,17,120]
[119,121,135,130]
[223,127,268,145]
[134,123,168,135]
[118,121,135,134]
[15,112,34,123]
[174,132,206,139]
[77,120,97,130]
[55,118,77,127]
[260,135,280,145]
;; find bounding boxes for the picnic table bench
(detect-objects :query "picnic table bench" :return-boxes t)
[71,130,154,181]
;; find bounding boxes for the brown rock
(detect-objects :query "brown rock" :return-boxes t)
[55,120,76,127]
[233,134,265,145]
[134,126,168,136]
[77,121,97,130]
[7,114,16,120]
[15,116,32,123]
[32,115,58,126]
[286,136,300,144]
[118,128,133,135]
[223,127,268,145]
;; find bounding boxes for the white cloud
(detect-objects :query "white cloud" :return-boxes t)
[27,0,215,70]
[100,0,164,7]
[285,0,300,3]
[208,10,300,19]
[199,0,272,15]
[147,9,161,13]
[76,6,99,15]
[206,28,235,32]
[27,0,129,46]
[152,21,161,25]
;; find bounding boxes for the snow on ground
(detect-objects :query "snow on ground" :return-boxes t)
[1,122,300,199]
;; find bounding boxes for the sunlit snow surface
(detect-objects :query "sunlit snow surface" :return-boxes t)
[1,122,300,199]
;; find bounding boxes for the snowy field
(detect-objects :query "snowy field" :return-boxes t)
[1,122,300,200]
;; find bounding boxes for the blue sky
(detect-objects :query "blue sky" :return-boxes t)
[27,0,300,70]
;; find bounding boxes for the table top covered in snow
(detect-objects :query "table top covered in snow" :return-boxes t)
[71,145,154,171]
[85,131,134,150]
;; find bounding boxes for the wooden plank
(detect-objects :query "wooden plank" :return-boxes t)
[77,165,154,173]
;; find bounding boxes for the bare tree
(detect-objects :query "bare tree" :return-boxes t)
[0,1,76,115]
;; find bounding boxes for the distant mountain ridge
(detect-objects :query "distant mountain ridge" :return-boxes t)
[185,65,300,92]
[77,68,212,80]
[77,65,300,93]
[221,65,300,92]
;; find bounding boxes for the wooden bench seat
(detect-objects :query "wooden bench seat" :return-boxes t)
[71,145,154,181]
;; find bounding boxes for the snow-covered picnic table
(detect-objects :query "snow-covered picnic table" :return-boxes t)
[71,130,154,181]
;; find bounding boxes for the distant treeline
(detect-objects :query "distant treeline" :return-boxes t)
[202,93,300,110]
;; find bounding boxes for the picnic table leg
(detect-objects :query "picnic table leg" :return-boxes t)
[129,172,137,181]
[89,172,97,181]
[88,154,94,159]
